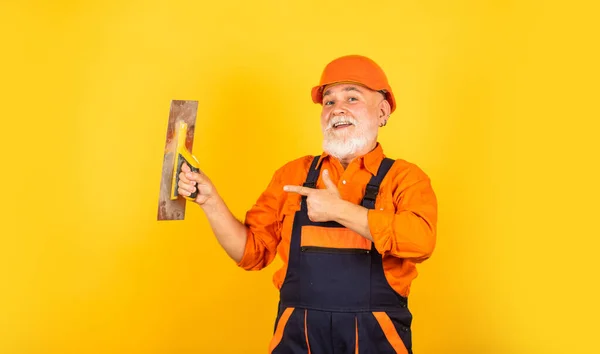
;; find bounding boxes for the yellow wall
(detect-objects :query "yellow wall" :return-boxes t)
[1,0,599,353]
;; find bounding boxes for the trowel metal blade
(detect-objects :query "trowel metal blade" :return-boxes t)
[157,100,198,221]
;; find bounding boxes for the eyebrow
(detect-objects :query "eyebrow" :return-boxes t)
[322,86,364,98]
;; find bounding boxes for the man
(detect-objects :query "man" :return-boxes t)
[178,55,437,354]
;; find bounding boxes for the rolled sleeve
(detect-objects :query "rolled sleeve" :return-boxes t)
[368,173,438,262]
[237,226,279,270]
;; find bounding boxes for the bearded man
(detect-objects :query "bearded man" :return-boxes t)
[178,55,438,354]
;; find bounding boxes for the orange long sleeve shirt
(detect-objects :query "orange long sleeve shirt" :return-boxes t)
[237,144,437,297]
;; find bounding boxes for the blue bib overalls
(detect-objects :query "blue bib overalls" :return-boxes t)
[270,156,413,354]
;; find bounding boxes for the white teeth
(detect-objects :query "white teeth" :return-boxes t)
[332,120,352,128]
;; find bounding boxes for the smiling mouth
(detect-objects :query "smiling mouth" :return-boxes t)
[332,122,354,129]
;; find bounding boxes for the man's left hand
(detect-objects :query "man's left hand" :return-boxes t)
[283,169,342,222]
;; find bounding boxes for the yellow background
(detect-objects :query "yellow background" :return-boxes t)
[1,0,599,353]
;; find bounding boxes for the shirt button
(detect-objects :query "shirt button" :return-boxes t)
[342,180,347,184]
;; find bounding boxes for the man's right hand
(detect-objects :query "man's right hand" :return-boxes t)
[178,163,217,207]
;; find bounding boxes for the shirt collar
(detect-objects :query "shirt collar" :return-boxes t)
[316,143,385,176]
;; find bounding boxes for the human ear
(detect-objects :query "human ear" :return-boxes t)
[378,98,392,127]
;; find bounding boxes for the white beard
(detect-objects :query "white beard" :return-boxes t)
[323,135,369,160]
[322,115,377,160]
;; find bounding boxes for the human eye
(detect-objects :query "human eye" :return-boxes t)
[348,96,358,102]
[324,99,335,106]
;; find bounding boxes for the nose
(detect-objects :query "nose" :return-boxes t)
[331,101,346,116]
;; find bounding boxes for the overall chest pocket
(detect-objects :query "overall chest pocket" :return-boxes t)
[297,225,373,310]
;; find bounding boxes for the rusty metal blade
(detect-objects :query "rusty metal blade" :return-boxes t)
[157,100,198,221]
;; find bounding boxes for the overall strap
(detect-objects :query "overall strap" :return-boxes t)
[361,158,395,209]
[301,156,322,211]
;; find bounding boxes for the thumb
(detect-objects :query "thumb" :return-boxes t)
[322,169,337,191]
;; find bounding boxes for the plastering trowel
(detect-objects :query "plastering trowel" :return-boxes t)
[157,100,200,221]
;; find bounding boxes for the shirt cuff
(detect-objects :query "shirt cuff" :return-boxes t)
[367,208,393,254]
[235,228,255,269]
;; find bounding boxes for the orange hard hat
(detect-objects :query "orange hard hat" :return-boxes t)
[311,55,396,113]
